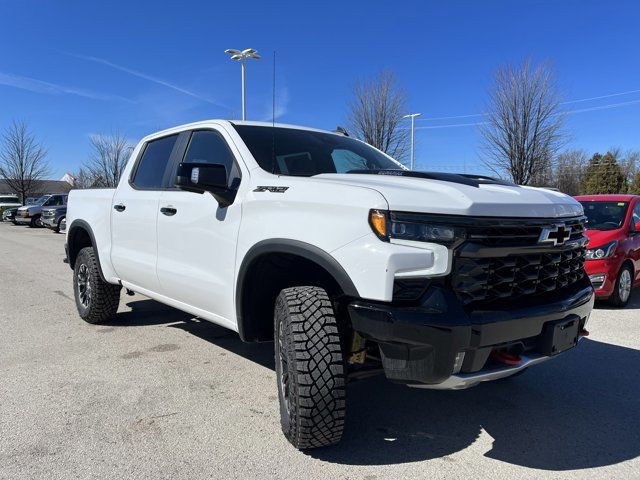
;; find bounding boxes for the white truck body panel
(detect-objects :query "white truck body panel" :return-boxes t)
[67,119,585,332]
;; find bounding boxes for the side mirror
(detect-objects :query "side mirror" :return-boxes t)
[175,162,237,207]
[634,221,640,233]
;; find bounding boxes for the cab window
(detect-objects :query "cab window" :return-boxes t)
[181,130,240,187]
[132,134,179,189]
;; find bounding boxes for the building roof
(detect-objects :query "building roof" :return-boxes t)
[0,179,72,197]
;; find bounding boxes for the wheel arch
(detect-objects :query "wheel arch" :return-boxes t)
[235,239,359,342]
[67,219,107,282]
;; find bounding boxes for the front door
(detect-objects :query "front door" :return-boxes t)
[110,133,180,293]
[156,127,245,327]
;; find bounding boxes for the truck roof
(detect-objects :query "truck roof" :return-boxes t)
[575,194,638,202]
[141,120,343,144]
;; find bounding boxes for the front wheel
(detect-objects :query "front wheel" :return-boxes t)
[274,286,346,450]
[29,215,42,228]
[54,216,65,233]
[73,247,121,323]
[609,264,633,307]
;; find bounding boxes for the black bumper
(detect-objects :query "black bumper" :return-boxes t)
[348,278,594,385]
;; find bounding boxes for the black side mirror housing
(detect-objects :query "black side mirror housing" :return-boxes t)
[175,162,237,207]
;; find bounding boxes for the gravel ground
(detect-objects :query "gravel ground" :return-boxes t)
[1,222,639,480]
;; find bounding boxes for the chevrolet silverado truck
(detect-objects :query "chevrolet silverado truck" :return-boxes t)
[66,120,594,449]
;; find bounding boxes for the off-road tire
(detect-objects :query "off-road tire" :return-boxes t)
[73,247,121,324]
[609,264,633,308]
[274,286,346,450]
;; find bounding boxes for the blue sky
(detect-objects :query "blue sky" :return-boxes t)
[1,0,639,178]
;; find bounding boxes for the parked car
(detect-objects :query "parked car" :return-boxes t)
[66,120,594,450]
[0,194,21,220]
[15,194,68,227]
[41,205,67,232]
[575,194,640,306]
[2,206,19,223]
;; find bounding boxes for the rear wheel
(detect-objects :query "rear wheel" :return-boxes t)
[73,247,121,323]
[609,264,633,307]
[274,286,346,450]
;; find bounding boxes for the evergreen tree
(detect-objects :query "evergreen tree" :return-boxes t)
[629,171,640,194]
[580,152,625,194]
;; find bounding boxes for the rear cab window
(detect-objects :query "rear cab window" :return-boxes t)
[131,134,180,189]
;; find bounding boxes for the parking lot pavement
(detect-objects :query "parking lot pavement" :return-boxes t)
[0,222,639,480]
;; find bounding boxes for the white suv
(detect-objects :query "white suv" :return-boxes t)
[65,120,594,449]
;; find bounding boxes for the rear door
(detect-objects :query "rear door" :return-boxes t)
[156,127,245,324]
[110,133,182,293]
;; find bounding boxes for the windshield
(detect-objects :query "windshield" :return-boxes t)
[32,195,50,206]
[580,201,629,231]
[0,196,19,203]
[233,125,403,176]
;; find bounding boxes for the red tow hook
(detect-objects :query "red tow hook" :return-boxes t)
[579,329,589,337]
[491,351,522,366]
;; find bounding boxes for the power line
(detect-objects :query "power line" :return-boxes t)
[413,98,640,131]
[418,87,640,123]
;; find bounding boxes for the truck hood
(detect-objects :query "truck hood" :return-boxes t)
[313,173,583,218]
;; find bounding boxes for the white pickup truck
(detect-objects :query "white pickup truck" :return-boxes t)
[66,120,594,449]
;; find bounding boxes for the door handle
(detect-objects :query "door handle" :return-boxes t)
[160,206,177,216]
[114,204,126,212]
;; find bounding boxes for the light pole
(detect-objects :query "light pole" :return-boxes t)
[224,48,261,120]
[403,113,422,170]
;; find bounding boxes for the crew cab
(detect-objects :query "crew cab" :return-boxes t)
[66,120,594,449]
[575,194,640,306]
[15,194,68,227]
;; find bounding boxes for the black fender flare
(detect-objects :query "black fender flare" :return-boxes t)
[235,239,359,341]
[67,219,107,282]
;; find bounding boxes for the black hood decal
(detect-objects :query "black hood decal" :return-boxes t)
[345,170,517,188]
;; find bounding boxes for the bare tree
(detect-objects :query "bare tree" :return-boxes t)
[347,70,409,163]
[0,120,50,204]
[553,150,588,195]
[84,132,133,188]
[480,60,565,185]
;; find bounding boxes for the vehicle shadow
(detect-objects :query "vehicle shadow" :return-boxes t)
[110,299,640,470]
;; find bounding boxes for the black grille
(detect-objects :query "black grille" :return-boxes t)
[452,246,586,305]
[465,217,586,246]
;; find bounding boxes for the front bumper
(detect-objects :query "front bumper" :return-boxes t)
[348,278,594,388]
[14,215,31,224]
[585,257,623,298]
[41,216,58,228]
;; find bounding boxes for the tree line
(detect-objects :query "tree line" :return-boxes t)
[0,119,132,203]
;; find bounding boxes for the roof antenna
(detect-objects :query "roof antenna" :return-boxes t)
[271,50,277,174]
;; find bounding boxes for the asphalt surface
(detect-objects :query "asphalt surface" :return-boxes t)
[1,222,639,480]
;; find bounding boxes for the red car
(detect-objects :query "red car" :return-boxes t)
[575,194,640,306]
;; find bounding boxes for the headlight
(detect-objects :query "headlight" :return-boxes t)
[369,210,465,245]
[585,240,617,260]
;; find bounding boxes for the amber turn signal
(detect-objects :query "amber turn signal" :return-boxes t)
[369,210,388,240]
